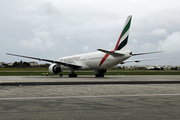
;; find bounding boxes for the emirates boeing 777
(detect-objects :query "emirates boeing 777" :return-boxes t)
[6,15,164,77]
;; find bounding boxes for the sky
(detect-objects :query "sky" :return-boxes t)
[1,0,180,65]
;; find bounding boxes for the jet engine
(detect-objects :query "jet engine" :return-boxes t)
[48,64,61,74]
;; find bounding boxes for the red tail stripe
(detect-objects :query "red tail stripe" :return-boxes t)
[99,54,109,66]
[114,32,123,50]
[99,50,114,67]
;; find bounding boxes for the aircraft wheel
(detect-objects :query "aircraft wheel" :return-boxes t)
[69,74,77,77]
[59,74,63,77]
[95,74,104,77]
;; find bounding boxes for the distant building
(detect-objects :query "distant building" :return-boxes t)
[7,62,14,66]
[0,62,4,66]
[29,62,38,66]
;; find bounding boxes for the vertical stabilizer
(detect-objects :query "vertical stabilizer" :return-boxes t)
[114,15,132,51]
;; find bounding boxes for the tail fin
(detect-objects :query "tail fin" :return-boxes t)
[114,15,132,51]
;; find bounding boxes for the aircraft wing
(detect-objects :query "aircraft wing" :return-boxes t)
[120,57,174,64]
[6,53,81,68]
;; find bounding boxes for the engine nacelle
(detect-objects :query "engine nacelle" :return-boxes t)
[94,69,107,74]
[48,64,61,74]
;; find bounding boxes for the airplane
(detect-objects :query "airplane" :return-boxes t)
[6,15,165,77]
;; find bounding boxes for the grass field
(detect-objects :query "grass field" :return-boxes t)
[0,68,180,76]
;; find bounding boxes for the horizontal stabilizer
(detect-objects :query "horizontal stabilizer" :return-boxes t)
[132,51,163,56]
[97,49,124,57]
[120,56,175,64]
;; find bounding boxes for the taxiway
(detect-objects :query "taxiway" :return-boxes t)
[0,75,180,120]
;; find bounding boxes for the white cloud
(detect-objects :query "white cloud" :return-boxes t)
[65,36,72,41]
[37,2,60,16]
[158,32,180,53]
[149,28,167,36]
[110,42,115,47]
[83,46,89,52]
[19,31,54,51]
[132,39,138,43]
[141,43,157,51]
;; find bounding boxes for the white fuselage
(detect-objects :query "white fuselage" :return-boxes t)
[58,49,132,70]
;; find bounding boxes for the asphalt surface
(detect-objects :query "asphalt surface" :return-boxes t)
[0,75,180,120]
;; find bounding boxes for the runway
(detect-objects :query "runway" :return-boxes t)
[1,75,180,86]
[0,75,180,120]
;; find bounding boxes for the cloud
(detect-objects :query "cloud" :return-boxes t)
[83,46,89,52]
[109,42,115,47]
[132,39,138,43]
[149,28,167,36]
[141,43,157,51]
[37,2,60,16]
[19,31,55,51]
[158,32,180,53]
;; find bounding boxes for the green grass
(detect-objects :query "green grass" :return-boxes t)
[0,67,47,71]
[105,71,180,75]
[0,68,180,76]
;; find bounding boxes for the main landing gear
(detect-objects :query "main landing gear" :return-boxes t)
[59,72,77,77]
[59,67,77,77]
[59,73,63,77]
[69,67,77,77]
[69,73,77,77]
[95,74,104,77]
[94,69,107,77]
[59,69,77,77]
[59,69,106,78]
[59,73,77,77]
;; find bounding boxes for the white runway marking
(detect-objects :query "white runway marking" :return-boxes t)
[0,94,180,100]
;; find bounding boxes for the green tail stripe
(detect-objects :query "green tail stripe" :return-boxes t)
[121,18,131,39]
